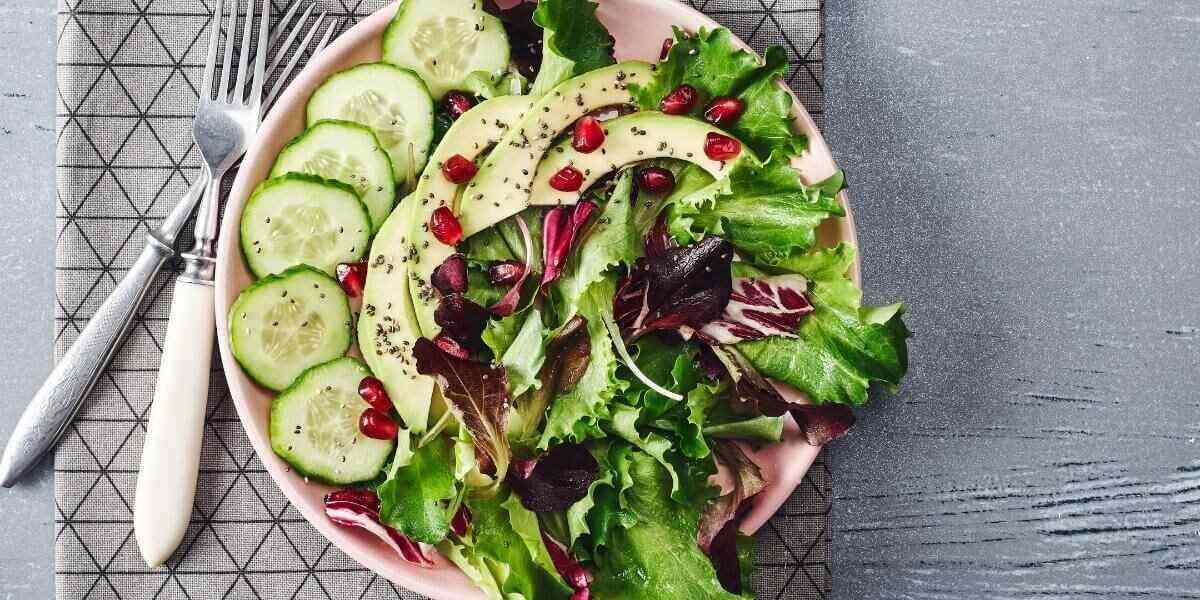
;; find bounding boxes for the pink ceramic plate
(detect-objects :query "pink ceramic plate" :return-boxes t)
[214,1,859,597]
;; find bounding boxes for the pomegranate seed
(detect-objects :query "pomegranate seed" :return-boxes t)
[441,154,478,184]
[429,206,463,246]
[487,260,526,286]
[659,84,697,115]
[659,37,673,60]
[359,408,398,440]
[549,166,584,192]
[443,91,475,120]
[571,116,605,153]
[450,506,471,537]
[704,132,742,161]
[431,254,468,295]
[357,377,392,413]
[635,167,675,194]
[433,332,471,359]
[335,261,367,298]
[703,96,746,127]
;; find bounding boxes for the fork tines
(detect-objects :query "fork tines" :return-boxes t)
[202,0,340,113]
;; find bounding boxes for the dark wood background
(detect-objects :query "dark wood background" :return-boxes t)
[825,0,1200,597]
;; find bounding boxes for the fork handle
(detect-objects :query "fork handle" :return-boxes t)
[134,278,215,567]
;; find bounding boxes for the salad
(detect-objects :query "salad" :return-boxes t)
[228,0,911,597]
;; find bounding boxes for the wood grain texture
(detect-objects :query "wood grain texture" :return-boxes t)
[825,0,1200,597]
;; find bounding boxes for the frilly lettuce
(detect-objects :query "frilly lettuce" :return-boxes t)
[589,451,746,599]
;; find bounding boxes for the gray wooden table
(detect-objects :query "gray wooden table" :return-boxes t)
[2,0,1198,598]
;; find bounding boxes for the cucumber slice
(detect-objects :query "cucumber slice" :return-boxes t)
[229,265,353,391]
[306,63,434,185]
[382,0,510,99]
[270,119,396,234]
[270,357,394,484]
[240,173,371,278]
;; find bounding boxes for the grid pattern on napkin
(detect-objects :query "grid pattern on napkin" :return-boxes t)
[52,0,830,598]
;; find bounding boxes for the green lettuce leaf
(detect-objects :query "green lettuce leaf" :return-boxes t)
[669,155,844,264]
[678,379,721,459]
[730,46,809,158]
[590,451,745,599]
[554,171,642,319]
[631,27,762,108]
[482,310,523,358]
[609,403,681,498]
[500,308,549,397]
[624,336,700,421]
[631,27,808,158]
[465,227,517,264]
[377,437,456,544]
[737,252,910,405]
[446,490,574,600]
[565,441,637,549]
[539,277,624,448]
[530,0,615,94]
[702,415,785,442]
[772,241,857,281]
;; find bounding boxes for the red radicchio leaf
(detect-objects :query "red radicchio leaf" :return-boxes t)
[412,338,511,480]
[644,212,677,258]
[613,236,734,341]
[696,275,814,345]
[541,530,593,591]
[509,442,599,513]
[709,345,856,446]
[541,201,598,288]
[489,215,533,317]
[451,506,471,538]
[324,489,433,566]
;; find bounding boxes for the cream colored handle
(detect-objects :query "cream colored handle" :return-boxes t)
[134,279,215,568]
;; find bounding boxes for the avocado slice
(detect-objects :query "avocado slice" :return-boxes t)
[529,111,755,206]
[405,95,535,337]
[455,61,656,236]
[358,194,434,434]
[360,95,533,433]
[409,62,655,335]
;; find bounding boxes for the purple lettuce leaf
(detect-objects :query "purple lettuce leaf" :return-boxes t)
[698,441,765,553]
[510,442,599,513]
[412,338,511,479]
[613,236,734,341]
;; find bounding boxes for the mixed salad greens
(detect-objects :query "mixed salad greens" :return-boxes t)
[228,0,910,597]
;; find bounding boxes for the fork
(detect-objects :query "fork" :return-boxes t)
[132,0,342,567]
[0,2,336,491]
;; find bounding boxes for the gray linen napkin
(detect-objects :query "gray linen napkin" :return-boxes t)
[53,1,830,598]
